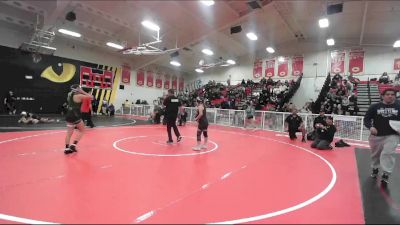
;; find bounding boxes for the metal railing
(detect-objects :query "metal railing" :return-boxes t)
[118,105,368,141]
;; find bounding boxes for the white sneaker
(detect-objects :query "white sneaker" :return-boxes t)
[192,146,202,151]
[201,144,207,149]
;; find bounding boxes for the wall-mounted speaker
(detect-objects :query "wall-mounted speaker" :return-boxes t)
[65,11,76,22]
[327,3,343,15]
[230,25,242,34]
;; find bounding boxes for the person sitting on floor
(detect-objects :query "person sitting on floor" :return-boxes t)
[18,111,57,124]
[311,116,336,150]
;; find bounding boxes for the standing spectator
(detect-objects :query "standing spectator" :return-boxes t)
[364,88,400,186]
[4,90,16,115]
[244,101,256,129]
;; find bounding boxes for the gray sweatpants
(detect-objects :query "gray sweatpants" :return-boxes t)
[368,134,400,174]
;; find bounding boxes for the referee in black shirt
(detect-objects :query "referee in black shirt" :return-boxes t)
[163,89,182,144]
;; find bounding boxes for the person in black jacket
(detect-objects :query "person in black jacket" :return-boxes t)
[308,110,327,140]
[364,88,400,186]
[284,109,306,142]
[311,116,336,150]
[163,89,183,144]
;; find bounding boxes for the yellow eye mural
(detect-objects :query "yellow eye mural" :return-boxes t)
[40,63,76,83]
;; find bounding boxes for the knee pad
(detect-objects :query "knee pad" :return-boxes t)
[203,130,208,138]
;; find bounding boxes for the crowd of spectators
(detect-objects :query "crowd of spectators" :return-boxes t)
[314,73,359,115]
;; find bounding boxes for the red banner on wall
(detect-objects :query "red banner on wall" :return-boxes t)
[178,77,184,91]
[136,69,145,86]
[253,59,262,79]
[292,56,303,76]
[146,71,154,87]
[155,72,162,89]
[265,59,275,77]
[277,57,289,77]
[394,58,400,70]
[164,74,170,89]
[330,50,345,74]
[349,49,364,74]
[172,75,177,90]
[121,66,131,84]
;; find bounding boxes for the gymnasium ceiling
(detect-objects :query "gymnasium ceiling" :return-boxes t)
[0,0,399,74]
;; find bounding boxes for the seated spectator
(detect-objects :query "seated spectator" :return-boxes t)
[341,96,349,115]
[135,99,141,104]
[332,73,342,83]
[108,104,115,116]
[343,79,352,93]
[379,72,390,84]
[311,116,336,150]
[348,73,360,86]
[394,71,400,86]
[101,100,108,115]
[266,77,274,86]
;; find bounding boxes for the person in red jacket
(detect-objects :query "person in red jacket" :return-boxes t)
[81,91,95,128]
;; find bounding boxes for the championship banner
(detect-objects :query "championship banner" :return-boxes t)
[349,49,364,74]
[164,74,170,89]
[253,59,262,79]
[265,59,275,77]
[146,70,154,87]
[172,75,178,90]
[155,72,163,89]
[121,66,131,84]
[178,77,184,91]
[292,56,303,76]
[394,58,400,70]
[136,69,145,86]
[277,57,289,77]
[330,50,345,74]
[80,66,114,90]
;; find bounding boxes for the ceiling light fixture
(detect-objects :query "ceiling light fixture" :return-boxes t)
[170,60,181,67]
[327,38,335,46]
[266,47,275,53]
[394,40,400,48]
[200,0,215,6]
[195,68,204,73]
[141,20,160,31]
[106,42,124,50]
[227,59,236,65]
[58,28,81,37]
[246,32,258,41]
[319,18,329,28]
[202,49,214,56]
